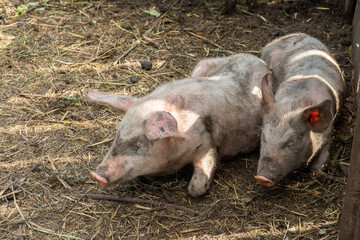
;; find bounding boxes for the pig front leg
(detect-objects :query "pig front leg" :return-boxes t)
[188,148,218,197]
[309,142,330,171]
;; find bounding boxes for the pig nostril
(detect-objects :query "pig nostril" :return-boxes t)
[90,171,110,188]
[254,175,275,187]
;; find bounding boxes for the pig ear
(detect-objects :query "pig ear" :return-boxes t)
[143,111,183,141]
[261,73,275,112]
[83,89,137,112]
[302,100,333,133]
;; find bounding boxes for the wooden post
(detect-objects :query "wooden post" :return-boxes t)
[345,0,355,13]
[338,1,360,239]
[345,0,356,23]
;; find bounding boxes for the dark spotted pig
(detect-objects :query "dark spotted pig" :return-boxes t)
[255,33,345,187]
[84,54,269,197]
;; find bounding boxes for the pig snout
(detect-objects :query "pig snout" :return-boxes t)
[90,171,110,188]
[256,157,282,187]
[254,175,275,187]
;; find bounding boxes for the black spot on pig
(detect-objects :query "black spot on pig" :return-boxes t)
[156,114,163,121]
[193,144,203,154]
[202,116,213,134]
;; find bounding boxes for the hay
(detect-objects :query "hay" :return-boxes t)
[0,0,353,239]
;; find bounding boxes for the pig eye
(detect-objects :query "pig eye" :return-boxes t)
[134,141,141,151]
[136,145,142,154]
[283,138,295,148]
[134,141,144,155]
[134,135,148,154]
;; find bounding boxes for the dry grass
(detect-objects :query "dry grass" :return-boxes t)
[0,0,354,239]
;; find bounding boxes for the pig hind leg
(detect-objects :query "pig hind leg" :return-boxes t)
[191,58,229,78]
[309,142,330,171]
[188,147,218,197]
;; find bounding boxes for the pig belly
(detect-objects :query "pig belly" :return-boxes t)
[218,132,259,158]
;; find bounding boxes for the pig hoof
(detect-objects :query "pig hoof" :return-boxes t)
[254,175,275,187]
[90,171,109,188]
[188,186,207,198]
[188,181,209,197]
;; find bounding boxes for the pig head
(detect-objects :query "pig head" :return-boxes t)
[255,75,334,187]
[84,89,184,188]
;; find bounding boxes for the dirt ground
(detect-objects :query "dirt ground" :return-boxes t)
[0,0,356,239]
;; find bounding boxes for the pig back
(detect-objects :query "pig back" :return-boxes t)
[260,33,345,113]
[126,54,268,158]
[128,54,268,157]
[210,55,269,156]
[169,54,269,156]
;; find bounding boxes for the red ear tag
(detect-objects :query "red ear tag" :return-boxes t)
[309,110,320,124]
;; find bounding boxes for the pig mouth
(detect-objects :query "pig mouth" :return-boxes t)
[254,175,275,187]
[90,171,110,188]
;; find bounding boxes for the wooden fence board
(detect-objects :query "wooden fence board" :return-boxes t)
[338,1,360,239]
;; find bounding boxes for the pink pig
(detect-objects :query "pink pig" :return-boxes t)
[84,54,269,197]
